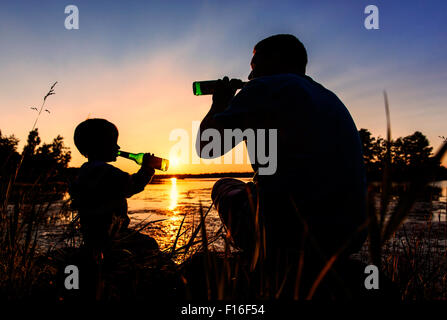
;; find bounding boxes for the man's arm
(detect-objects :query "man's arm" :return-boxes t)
[196,77,239,158]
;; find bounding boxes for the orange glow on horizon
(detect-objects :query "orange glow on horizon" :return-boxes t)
[2,46,446,174]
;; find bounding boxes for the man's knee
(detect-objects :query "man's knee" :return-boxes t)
[211,178,246,203]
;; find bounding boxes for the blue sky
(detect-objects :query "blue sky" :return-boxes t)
[0,0,446,171]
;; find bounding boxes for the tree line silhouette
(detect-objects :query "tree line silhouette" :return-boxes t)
[358,129,447,182]
[0,128,71,201]
[0,127,446,195]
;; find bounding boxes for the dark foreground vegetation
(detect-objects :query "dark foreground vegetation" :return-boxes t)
[0,123,446,300]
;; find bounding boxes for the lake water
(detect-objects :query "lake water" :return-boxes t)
[126,178,447,253]
[127,177,252,254]
[39,178,447,258]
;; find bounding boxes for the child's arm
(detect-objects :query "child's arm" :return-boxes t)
[117,153,155,197]
[123,156,155,197]
[106,154,155,198]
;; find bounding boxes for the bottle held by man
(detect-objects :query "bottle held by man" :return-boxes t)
[193,79,247,96]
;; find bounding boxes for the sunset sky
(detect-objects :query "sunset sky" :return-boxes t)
[1,0,446,174]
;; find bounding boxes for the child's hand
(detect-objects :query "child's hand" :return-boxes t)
[142,153,156,175]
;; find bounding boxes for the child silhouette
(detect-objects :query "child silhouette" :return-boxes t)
[70,118,158,257]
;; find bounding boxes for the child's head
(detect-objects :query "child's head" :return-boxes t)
[74,118,120,162]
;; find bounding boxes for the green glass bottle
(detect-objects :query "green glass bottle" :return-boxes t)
[192,79,247,96]
[117,151,169,171]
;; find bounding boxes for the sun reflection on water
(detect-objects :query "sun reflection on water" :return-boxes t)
[169,177,178,212]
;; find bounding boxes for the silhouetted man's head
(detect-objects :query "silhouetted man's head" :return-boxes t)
[248,34,307,80]
[74,118,120,162]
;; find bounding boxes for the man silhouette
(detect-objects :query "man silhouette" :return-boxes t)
[197,34,367,271]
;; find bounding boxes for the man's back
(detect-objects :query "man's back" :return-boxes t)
[215,73,367,254]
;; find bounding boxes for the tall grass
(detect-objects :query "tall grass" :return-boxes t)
[0,82,64,299]
[360,93,447,299]
[0,174,70,299]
